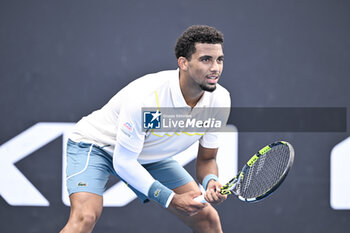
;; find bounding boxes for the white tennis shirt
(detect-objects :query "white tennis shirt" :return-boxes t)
[70,69,231,164]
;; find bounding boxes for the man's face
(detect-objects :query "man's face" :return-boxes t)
[187,43,224,92]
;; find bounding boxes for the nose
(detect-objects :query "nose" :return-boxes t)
[210,61,221,73]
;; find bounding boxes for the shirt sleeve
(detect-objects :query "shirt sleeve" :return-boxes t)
[113,142,155,195]
[113,142,175,208]
[199,132,221,148]
[116,100,145,153]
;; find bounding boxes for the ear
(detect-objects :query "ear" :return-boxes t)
[177,57,188,71]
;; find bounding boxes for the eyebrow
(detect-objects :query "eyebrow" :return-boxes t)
[199,55,212,60]
[198,55,224,60]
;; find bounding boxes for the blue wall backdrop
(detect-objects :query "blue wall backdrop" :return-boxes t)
[1,0,349,232]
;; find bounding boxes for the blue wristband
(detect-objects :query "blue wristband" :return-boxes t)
[148,180,174,208]
[202,174,218,190]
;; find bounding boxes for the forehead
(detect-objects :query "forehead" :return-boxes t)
[193,43,223,57]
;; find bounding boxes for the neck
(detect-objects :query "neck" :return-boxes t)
[179,71,204,108]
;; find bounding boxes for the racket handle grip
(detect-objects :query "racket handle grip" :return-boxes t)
[194,195,207,203]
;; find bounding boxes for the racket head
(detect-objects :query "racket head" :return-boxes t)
[222,141,294,202]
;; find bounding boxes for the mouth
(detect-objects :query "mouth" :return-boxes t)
[206,75,219,84]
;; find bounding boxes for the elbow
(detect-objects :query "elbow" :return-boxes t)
[113,142,140,175]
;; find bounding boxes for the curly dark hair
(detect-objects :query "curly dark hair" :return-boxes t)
[175,25,224,60]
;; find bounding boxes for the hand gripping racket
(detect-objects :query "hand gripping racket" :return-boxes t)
[195,141,294,203]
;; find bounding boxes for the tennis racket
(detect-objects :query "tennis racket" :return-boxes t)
[195,141,294,203]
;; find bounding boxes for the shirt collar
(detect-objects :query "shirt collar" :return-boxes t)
[170,69,210,108]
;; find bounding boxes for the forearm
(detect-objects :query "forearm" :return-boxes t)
[196,157,218,184]
[195,145,219,189]
[113,155,155,195]
[195,146,227,204]
[113,142,174,207]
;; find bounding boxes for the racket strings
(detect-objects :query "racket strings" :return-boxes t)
[239,144,291,199]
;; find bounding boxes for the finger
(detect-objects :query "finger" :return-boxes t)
[187,204,206,216]
[204,189,212,202]
[213,183,223,192]
[212,188,222,202]
[215,192,227,203]
[190,199,207,209]
[205,189,217,203]
[216,189,226,198]
[189,190,203,198]
[217,189,227,198]
[210,189,226,204]
[189,210,201,216]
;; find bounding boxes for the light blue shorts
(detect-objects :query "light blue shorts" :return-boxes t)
[66,139,193,203]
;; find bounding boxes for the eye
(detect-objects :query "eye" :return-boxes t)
[200,57,211,63]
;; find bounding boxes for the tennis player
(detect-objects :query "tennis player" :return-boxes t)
[60,25,231,233]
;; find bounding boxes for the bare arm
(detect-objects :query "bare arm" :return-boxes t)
[196,144,219,183]
[114,142,206,214]
[196,144,227,204]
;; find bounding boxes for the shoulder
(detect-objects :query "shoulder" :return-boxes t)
[215,84,230,99]
[115,69,177,106]
[125,69,176,93]
[130,69,176,87]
